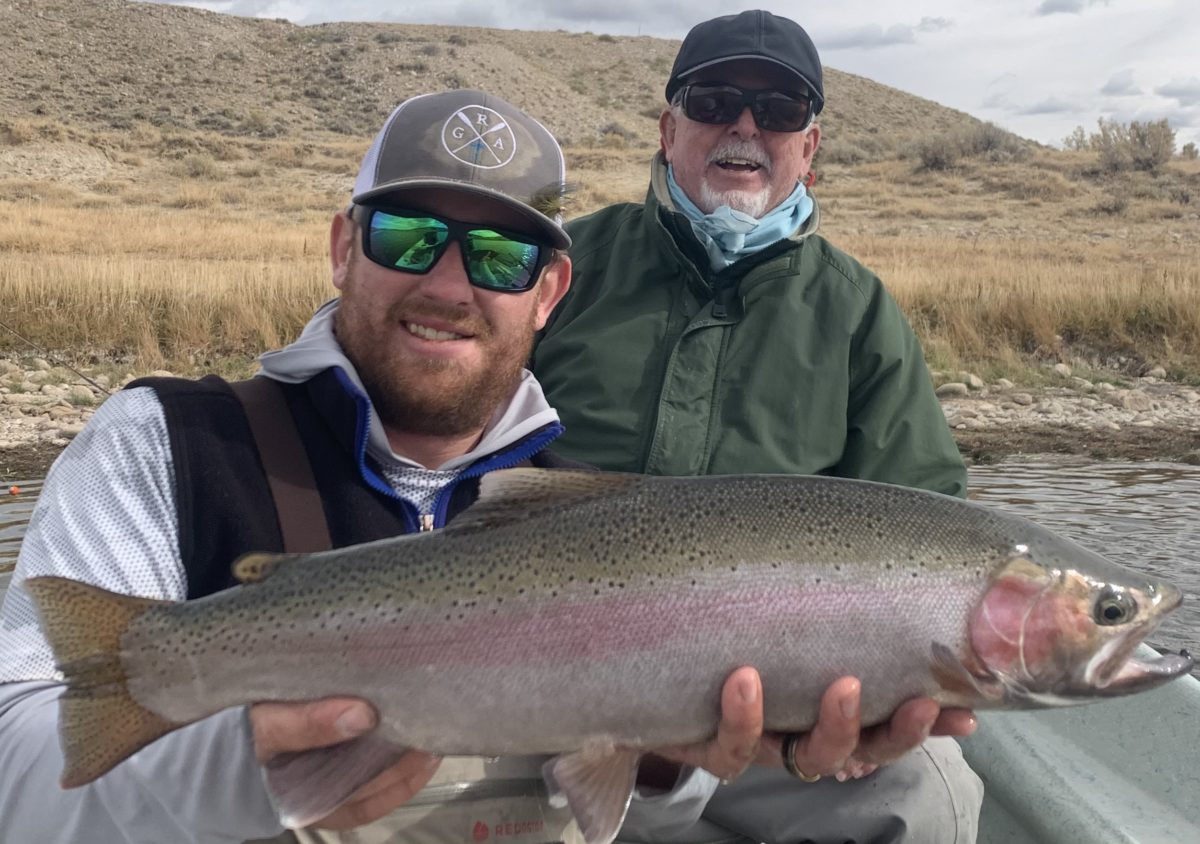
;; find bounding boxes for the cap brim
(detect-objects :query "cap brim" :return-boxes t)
[352,179,571,250]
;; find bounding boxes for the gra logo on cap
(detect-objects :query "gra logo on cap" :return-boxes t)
[441,106,517,169]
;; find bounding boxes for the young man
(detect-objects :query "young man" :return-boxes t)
[0,90,767,844]
[533,11,982,844]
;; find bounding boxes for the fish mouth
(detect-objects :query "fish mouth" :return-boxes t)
[1085,586,1193,694]
[1096,648,1194,694]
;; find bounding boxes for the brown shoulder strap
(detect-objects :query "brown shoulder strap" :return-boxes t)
[230,378,333,554]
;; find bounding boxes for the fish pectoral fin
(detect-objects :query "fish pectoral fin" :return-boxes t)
[542,747,640,844]
[268,733,411,828]
[232,552,296,584]
[450,468,645,532]
[931,641,1005,703]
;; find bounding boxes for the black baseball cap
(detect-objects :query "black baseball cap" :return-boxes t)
[666,10,825,115]
[353,90,570,248]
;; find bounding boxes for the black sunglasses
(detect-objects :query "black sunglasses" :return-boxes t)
[352,206,552,293]
[675,83,815,133]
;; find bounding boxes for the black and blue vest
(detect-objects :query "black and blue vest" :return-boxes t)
[131,370,577,600]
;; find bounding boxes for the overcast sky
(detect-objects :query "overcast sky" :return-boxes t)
[151,0,1200,149]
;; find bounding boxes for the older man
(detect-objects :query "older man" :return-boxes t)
[534,10,982,844]
[0,89,780,844]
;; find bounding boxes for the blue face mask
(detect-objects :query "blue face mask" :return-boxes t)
[666,166,814,271]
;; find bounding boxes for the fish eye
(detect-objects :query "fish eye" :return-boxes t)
[1094,589,1135,626]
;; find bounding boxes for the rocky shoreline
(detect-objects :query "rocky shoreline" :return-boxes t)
[2,357,1199,482]
[935,364,1200,465]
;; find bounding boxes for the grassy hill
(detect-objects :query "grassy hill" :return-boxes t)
[0,0,989,156]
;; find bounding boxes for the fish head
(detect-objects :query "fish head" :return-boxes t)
[967,539,1192,706]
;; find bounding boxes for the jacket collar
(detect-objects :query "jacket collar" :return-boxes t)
[258,299,562,472]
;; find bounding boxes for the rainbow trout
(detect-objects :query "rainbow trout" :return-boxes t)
[27,469,1193,843]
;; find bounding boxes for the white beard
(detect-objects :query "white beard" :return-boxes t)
[697,184,770,219]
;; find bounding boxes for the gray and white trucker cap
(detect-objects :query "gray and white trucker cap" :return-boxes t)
[352,90,570,248]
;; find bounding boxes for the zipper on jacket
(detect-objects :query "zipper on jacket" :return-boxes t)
[430,422,564,528]
[331,366,563,532]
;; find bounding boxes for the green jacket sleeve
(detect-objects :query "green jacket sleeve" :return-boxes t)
[836,285,967,498]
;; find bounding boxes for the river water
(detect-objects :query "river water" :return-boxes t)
[2,462,1198,667]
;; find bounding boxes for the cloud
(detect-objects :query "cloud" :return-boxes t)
[916,17,953,33]
[1101,70,1140,97]
[1103,101,1199,133]
[821,24,917,50]
[1019,97,1079,116]
[1155,77,1200,106]
[497,0,694,25]
[1035,0,1109,15]
[982,91,1012,109]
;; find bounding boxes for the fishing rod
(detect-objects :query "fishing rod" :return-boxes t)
[0,318,112,397]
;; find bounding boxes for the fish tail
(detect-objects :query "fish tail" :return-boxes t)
[24,575,183,787]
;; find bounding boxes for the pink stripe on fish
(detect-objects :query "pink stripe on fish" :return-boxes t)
[339,573,964,669]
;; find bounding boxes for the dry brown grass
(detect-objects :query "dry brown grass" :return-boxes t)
[2,121,1199,385]
[839,234,1200,380]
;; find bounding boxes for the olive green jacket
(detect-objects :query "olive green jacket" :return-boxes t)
[532,154,966,497]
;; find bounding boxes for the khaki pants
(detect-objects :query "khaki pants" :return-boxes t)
[666,737,983,844]
[252,756,582,844]
[252,738,982,844]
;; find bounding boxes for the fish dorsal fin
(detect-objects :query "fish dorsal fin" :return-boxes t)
[233,552,298,584]
[447,468,644,533]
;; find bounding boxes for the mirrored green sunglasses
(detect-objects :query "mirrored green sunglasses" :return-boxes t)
[353,206,552,293]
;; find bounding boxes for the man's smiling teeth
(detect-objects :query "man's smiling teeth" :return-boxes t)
[406,322,466,341]
[719,157,761,167]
